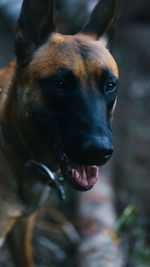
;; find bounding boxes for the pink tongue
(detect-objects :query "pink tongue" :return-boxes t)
[74,165,99,187]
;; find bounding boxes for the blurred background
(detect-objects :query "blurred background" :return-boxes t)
[0,0,150,266]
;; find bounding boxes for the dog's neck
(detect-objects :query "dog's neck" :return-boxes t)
[0,61,57,171]
[0,63,31,162]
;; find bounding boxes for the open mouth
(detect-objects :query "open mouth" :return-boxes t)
[54,146,99,191]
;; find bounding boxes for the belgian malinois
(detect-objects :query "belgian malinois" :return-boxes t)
[0,0,118,266]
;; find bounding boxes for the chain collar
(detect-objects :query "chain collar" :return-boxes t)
[25,159,66,201]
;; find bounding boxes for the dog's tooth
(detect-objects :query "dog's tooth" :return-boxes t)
[72,169,75,177]
[0,238,4,248]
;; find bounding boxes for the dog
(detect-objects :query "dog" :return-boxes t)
[0,0,118,266]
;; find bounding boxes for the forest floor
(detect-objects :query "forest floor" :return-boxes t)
[113,21,150,267]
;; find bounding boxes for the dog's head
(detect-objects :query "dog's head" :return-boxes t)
[14,0,118,191]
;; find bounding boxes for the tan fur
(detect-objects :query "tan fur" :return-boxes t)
[29,33,118,80]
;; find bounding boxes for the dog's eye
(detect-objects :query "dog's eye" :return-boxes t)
[51,80,65,89]
[105,82,116,93]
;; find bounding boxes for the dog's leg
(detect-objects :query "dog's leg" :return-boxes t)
[7,213,36,267]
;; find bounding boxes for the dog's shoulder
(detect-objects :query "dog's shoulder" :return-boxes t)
[0,60,16,90]
[0,60,16,121]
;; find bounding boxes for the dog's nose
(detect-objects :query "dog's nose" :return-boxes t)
[82,135,114,164]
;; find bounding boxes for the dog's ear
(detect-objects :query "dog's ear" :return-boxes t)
[14,0,56,66]
[81,0,118,46]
